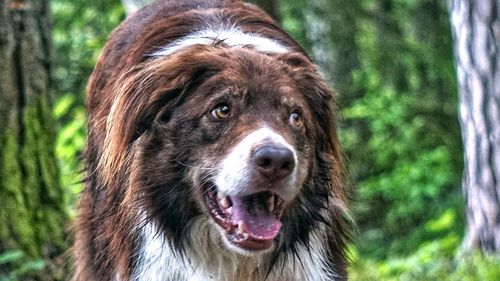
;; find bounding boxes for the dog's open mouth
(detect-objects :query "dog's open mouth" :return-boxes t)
[203,184,285,251]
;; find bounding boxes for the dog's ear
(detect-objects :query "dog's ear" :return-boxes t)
[277,52,348,206]
[99,45,226,183]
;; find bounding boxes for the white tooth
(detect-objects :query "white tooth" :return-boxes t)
[242,232,249,240]
[217,191,223,199]
[267,195,275,212]
[220,196,230,208]
[226,207,232,215]
[237,220,246,234]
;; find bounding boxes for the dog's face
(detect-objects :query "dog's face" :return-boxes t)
[168,53,314,253]
[107,46,339,256]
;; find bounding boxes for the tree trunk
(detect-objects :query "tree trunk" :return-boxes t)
[120,0,153,15]
[247,0,280,21]
[299,0,361,95]
[0,0,67,268]
[449,0,500,253]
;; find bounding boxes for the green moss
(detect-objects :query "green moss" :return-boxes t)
[0,97,67,259]
[21,98,67,254]
[37,97,65,204]
[0,129,38,257]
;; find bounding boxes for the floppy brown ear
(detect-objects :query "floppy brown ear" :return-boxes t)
[277,52,348,207]
[311,78,346,201]
[99,45,228,185]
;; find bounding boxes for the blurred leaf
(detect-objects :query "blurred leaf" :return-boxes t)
[425,209,456,233]
[16,260,45,274]
[0,250,24,265]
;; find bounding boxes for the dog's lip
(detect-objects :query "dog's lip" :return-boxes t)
[202,182,285,251]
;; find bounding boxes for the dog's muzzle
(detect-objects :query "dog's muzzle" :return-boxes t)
[201,127,300,251]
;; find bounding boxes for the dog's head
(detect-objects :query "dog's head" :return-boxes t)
[99,45,347,256]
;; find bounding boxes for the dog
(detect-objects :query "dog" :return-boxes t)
[73,0,351,280]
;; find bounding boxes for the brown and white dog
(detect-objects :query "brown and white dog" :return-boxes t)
[73,0,351,280]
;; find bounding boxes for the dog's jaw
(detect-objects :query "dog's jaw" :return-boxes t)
[199,127,305,254]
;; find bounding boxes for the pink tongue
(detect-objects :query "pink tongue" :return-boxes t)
[230,195,282,241]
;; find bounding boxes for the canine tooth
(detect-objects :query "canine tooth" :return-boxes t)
[226,207,232,215]
[242,232,249,240]
[237,220,246,234]
[220,196,230,208]
[267,195,275,212]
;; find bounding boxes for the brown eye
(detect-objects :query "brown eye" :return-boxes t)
[211,103,231,119]
[289,111,303,128]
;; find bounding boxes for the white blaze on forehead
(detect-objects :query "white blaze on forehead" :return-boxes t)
[215,127,299,200]
[150,28,290,57]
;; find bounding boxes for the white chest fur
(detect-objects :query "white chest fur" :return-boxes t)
[132,218,337,281]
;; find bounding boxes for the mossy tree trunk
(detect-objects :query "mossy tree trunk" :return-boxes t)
[0,0,67,265]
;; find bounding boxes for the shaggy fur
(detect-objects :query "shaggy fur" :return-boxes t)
[73,1,351,280]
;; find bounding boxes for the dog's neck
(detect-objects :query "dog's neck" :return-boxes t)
[131,217,338,281]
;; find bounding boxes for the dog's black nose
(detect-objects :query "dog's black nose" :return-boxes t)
[252,145,295,180]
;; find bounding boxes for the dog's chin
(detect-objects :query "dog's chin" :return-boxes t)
[201,182,286,254]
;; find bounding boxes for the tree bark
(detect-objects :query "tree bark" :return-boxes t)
[301,0,361,95]
[0,0,67,267]
[120,0,153,15]
[247,0,280,21]
[449,0,500,253]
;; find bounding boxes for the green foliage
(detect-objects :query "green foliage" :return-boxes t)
[0,250,45,281]
[350,248,500,281]
[52,0,125,209]
[52,0,125,97]
[53,95,86,211]
[330,0,463,257]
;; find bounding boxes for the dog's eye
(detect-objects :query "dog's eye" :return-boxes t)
[289,111,303,128]
[211,103,231,119]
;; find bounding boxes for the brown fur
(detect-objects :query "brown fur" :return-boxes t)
[74,1,350,280]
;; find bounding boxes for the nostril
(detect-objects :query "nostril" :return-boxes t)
[252,145,295,180]
[256,156,272,168]
[280,159,293,171]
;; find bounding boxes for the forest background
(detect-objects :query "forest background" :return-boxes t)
[0,0,498,280]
